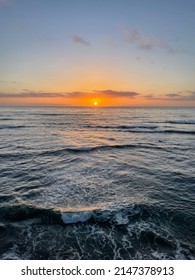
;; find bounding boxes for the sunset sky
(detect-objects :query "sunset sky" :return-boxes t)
[0,0,195,106]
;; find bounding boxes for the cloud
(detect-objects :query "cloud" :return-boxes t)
[0,89,140,99]
[166,46,185,54]
[164,91,195,100]
[0,90,69,98]
[95,90,140,98]
[71,35,90,46]
[122,27,184,54]
[172,91,195,101]
[143,91,195,101]
[144,94,155,99]
[123,28,153,50]
[1,89,194,102]
[0,91,55,98]
[165,93,181,98]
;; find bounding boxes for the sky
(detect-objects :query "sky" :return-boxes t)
[0,0,195,106]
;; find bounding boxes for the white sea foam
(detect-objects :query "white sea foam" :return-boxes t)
[114,211,129,225]
[61,211,93,224]
[1,245,21,260]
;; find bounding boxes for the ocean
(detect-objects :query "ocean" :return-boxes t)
[0,106,194,260]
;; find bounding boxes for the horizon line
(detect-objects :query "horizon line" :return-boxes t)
[1,105,195,108]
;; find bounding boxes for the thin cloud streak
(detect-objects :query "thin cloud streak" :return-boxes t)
[71,35,90,46]
[0,90,194,102]
[0,92,65,98]
[123,28,153,51]
[167,91,195,101]
[165,93,181,98]
[94,90,140,98]
[122,27,184,54]
[143,91,195,101]
[0,90,140,99]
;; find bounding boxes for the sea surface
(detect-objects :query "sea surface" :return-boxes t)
[0,106,195,260]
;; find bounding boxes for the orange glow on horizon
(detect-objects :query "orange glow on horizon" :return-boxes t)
[0,93,195,107]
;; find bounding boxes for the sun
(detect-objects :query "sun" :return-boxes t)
[91,98,101,106]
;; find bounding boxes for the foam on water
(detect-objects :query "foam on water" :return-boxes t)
[61,211,93,224]
[0,106,195,260]
[0,203,194,260]
[1,246,21,260]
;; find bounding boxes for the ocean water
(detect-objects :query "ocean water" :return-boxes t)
[0,106,195,260]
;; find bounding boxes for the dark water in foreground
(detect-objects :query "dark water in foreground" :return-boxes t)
[0,106,195,259]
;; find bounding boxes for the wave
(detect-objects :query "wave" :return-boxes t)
[0,202,190,226]
[0,152,37,160]
[159,130,195,135]
[117,129,195,135]
[0,118,13,121]
[32,113,70,116]
[0,125,27,130]
[123,130,195,135]
[61,211,93,224]
[0,139,192,159]
[30,113,92,116]
[85,124,158,130]
[85,124,195,134]
[1,203,194,260]
[0,204,60,223]
[40,143,165,156]
[165,120,195,125]
[99,129,195,135]
[0,142,188,159]
[0,203,150,224]
[1,203,194,240]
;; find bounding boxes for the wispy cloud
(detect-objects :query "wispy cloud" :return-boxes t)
[0,91,65,98]
[165,93,181,98]
[165,91,195,101]
[1,89,194,102]
[0,89,140,99]
[144,94,154,99]
[71,34,90,46]
[143,91,195,101]
[123,28,153,51]
[122,27,184,54]
[95,90,140,98]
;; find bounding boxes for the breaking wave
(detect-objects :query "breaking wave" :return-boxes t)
[0,203,194,260]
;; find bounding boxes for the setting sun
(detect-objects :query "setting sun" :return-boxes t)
[93,101,98,106]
